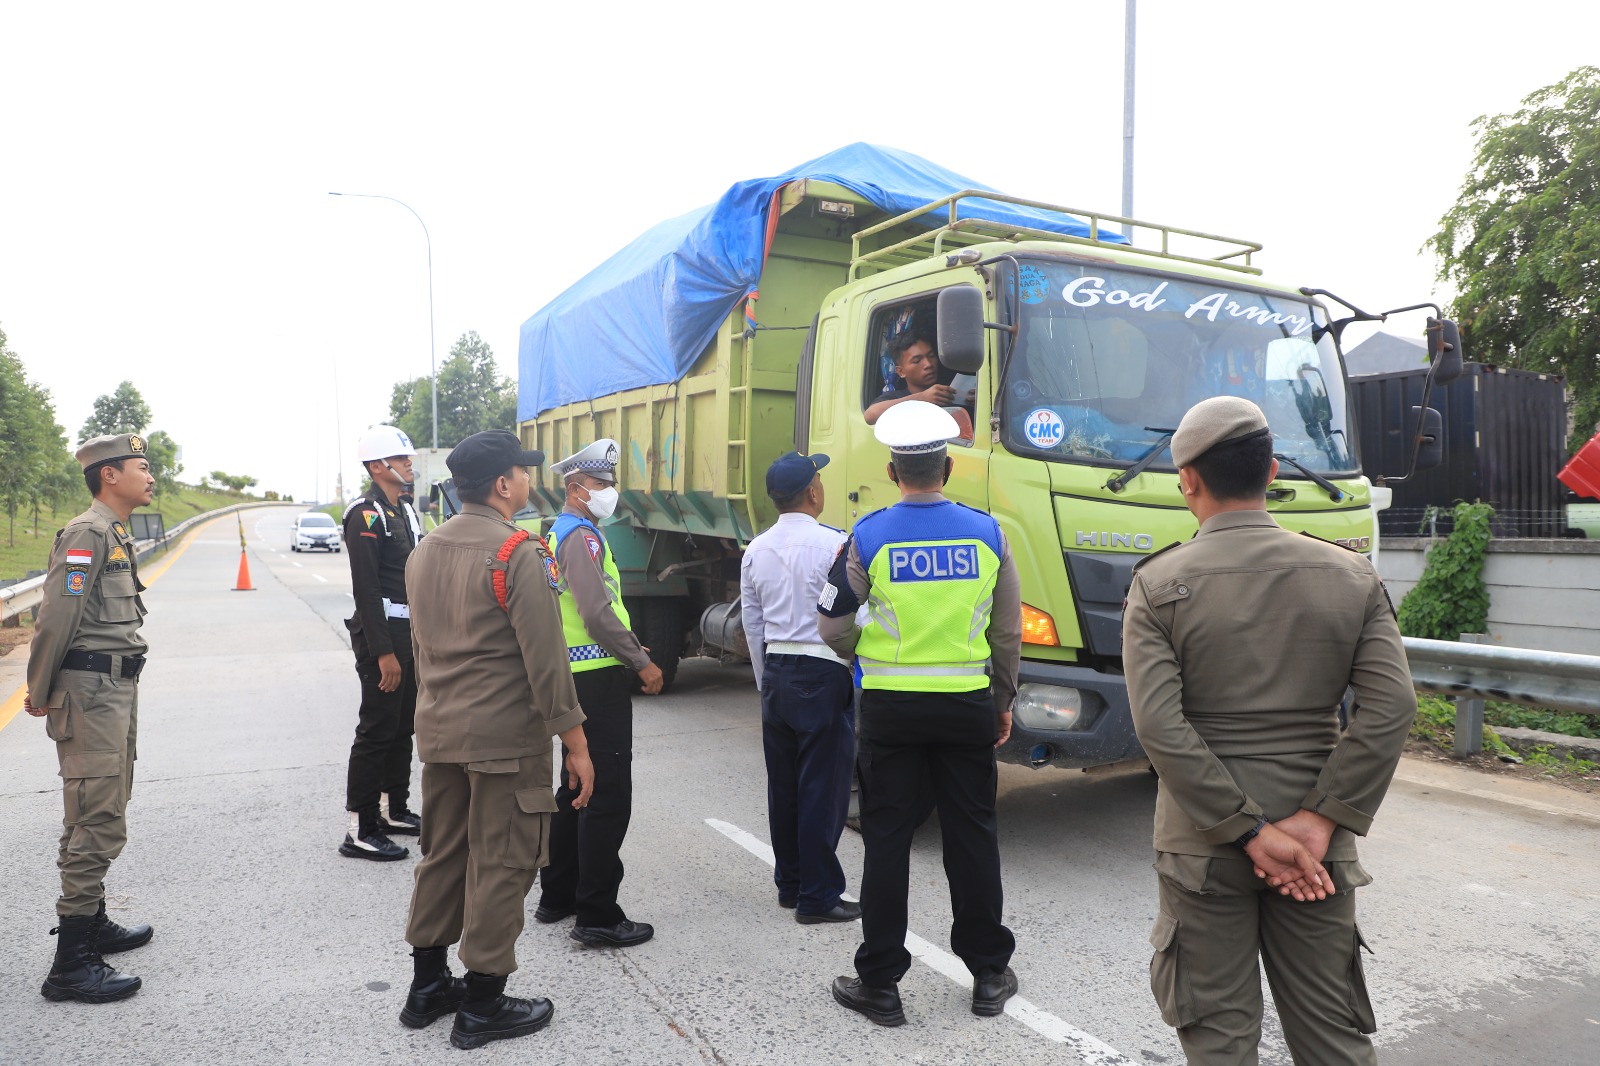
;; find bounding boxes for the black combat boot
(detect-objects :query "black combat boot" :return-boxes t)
[40,914,142,1003]
[399,946,466,1029]
[94,899,153,954]
[449,970,554,1050]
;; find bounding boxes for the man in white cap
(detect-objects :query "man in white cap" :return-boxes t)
[739,451,859,924]
[534,439,661,948]
[339,425,426,861]
[1122,395,1414,1065]
[817,401,1021,1027]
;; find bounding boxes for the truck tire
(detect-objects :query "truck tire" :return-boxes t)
[627,597,687,693]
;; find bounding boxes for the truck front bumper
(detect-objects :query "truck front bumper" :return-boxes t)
[996,660,1143,770]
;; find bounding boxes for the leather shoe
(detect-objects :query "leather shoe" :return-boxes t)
[971,965,1018,1016]
[830,976,904,1027]
[570,920,654,948]
[450,971,553,1050]
[93,900,153,955]
[533,903,575,924]
[796,900,862,925]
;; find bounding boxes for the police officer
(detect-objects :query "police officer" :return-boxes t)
[817,401,1021,1026]
[339,424,425,860]
[534,439,661,948]
[1121,396,1416,1065]
[739,451,859,923]
[24,434,157,1002]
[401,430,595,1050]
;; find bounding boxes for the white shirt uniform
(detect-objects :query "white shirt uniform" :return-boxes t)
[739,512,849,691]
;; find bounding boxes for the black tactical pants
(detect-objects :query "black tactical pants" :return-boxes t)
[853,688,1015,989]
[541,665,634,927]
[345,651,417,818]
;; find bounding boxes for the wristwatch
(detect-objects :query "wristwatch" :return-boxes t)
[1233,816,1268,848]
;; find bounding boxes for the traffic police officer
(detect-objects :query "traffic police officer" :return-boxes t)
[402,430,595,1050]
[25,433,157,1003]
[1122,396,1416,1065]
[339,424,425,860]
[739,451,859,924]
[817,401,1022,1026]
[534,439,661,948]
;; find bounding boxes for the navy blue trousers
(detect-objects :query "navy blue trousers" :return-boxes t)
[761,654,855,916]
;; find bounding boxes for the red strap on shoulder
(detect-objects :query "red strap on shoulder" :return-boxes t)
[493,530,532,612]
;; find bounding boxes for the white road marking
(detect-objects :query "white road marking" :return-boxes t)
[291,561,302,568]
[313,573,327,583]
[704,817,1134,1063]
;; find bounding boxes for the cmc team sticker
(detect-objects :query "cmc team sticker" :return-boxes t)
[1022,407,1066,449]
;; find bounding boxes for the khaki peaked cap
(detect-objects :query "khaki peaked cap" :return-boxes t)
[75,433,148,471]
[1170,397,1271,467]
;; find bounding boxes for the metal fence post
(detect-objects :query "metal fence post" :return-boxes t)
[1453,633,1488,756]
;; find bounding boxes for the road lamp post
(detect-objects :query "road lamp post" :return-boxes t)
[328,191,438,451]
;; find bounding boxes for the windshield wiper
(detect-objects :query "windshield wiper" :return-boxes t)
[1274,453,1345,502]
[1106,429,1176,493]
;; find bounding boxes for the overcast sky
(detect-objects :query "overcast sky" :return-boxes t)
[3,2,1596,503]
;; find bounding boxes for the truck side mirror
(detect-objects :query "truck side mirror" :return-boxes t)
[1411,406,1444,473]
[936,285,985,374]
[1427,318,1464,385]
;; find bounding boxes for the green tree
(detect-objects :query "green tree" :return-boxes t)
[143,429,183,498]
[0,325,76,548]
[79,380,153,442]
[1426,66,1600,453]
[389,331,518,449]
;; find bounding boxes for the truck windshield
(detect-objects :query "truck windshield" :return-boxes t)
[1002,260,1355,476]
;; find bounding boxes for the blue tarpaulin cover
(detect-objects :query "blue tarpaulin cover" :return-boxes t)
[518,142,1125,419]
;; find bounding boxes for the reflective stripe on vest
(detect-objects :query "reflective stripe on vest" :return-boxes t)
[549,514,633,674]
[853,500,1001,693]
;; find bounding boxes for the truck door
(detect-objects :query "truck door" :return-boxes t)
[840,280,992,528]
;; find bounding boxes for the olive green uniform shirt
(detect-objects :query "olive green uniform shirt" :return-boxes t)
[405,503,585,764]
[28,499,147,701]
[1122,510,1415,860]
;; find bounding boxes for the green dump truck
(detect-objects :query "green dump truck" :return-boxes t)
[516,144,1455,771]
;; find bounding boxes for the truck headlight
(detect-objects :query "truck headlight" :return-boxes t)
[1012,684,1102,732]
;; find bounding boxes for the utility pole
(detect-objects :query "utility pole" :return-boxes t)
[1122,0,1137,237]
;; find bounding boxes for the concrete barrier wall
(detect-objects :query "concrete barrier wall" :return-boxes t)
[1378,538,1600,656]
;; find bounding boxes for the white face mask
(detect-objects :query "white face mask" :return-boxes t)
[585,485,619,520]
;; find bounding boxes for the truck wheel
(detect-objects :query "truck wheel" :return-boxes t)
[627,597,686,693]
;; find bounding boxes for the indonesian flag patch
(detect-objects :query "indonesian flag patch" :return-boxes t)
[64,548,93,595]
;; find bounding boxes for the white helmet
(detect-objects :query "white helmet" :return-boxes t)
[356,425,417,462]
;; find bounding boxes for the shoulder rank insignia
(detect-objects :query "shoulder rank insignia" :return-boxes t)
[111,521,128,539]
[1130,540,1184,572]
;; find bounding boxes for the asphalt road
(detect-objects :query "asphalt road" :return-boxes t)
[1,505,1597,1064]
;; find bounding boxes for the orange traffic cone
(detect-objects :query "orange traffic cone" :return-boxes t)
[234,550,255,591]
[233,513,255,591]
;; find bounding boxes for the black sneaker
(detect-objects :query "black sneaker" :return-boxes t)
[339,829,408,862]
[570,920,654,948]
[379,809,421,836]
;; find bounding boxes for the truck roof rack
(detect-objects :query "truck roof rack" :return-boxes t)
[848,189,1263,279]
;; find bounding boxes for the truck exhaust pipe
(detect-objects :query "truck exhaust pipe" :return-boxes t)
[698,601,750,660]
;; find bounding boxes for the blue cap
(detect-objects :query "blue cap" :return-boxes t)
[765,451,829,498]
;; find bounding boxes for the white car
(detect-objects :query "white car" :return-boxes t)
[291,512,342,553]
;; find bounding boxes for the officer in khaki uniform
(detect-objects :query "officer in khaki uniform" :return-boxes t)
[1122,397,1416,1065]
[24,434,157,1003]
[400,431,595,1051]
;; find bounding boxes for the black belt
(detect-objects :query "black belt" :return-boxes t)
[60,650,146,680]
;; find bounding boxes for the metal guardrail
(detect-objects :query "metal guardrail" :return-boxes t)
[1403,634,1600,756]
[1,501,289,623]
